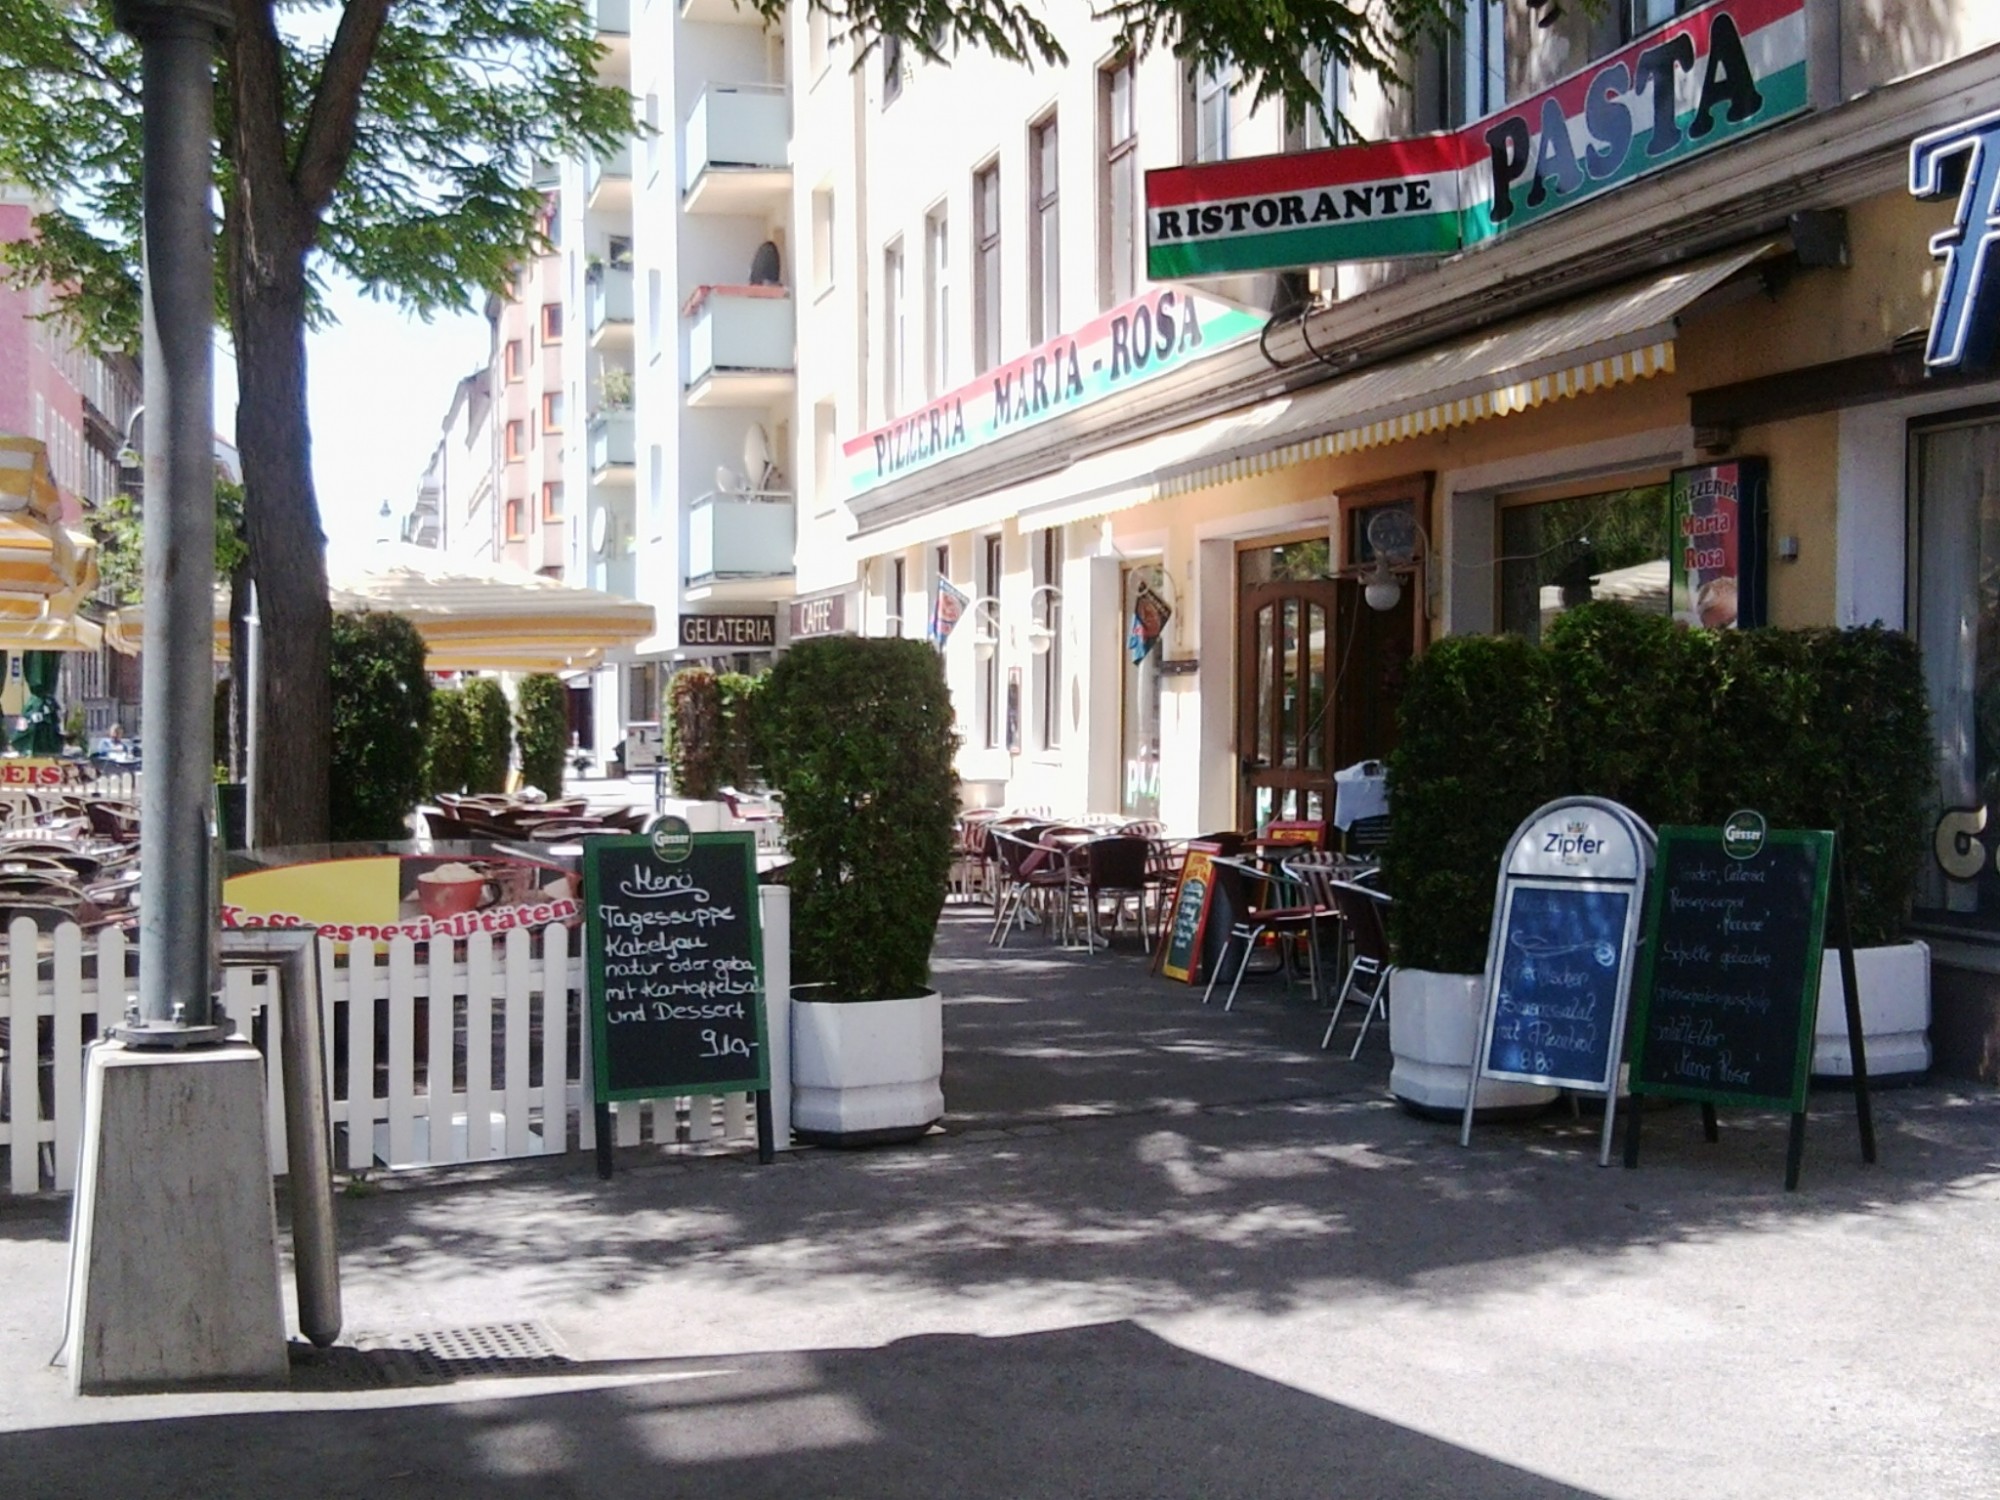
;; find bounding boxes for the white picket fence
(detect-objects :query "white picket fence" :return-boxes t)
[0,891,792,1197]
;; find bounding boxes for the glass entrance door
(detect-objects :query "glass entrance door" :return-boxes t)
[1237,539,1334,828]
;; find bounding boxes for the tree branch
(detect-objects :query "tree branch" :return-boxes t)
[291,0,392,219]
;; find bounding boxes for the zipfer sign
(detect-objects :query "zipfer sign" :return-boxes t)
[1145,0,1809,278]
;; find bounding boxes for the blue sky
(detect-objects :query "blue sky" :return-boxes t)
[217,273,489,548]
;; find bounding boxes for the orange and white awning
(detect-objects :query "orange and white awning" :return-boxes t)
[0,437,101,643]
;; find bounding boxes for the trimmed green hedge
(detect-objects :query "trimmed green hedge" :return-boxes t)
[1387,606,1932,971]
[423,685,476,798]
[513,673,568,797]
[667,667,722,800]
[330,610,433,842]
[463,677,514,794]
[756,636,959,1001]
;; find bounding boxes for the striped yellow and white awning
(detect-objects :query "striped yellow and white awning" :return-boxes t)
[0,437,101,640]
[856,241,1774,553]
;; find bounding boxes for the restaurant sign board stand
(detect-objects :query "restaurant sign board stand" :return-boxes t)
[1155,840,1227,984]
[583,821,775,1177]
[1622,814,1876,1190]
[1463,797,1655,1166]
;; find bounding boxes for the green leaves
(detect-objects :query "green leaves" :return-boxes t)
[513,671,568,797]
[329,609,434,842]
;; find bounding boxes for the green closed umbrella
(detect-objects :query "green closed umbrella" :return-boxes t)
[10,649,63,755]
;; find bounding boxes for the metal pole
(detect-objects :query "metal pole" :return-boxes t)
[114,0,231,1046]
[245,582,260,849]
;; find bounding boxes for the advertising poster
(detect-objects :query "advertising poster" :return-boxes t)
[223,846,582,944]
[1669,458,1769,630]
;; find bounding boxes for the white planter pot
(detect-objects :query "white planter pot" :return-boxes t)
[1814,940,1930,1082]
[1388,968,1561,1119]
[792,989,944,1145]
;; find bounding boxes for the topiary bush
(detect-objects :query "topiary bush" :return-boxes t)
[423,685,477,798]
[329,610,433,842]
[666,667,722,799]
[462,677,514,794]
[1383,633,1564,973]
[1390,612,1933,968]
[514,672,568,796]
[716,670,764,789]
[757,636,959,1001]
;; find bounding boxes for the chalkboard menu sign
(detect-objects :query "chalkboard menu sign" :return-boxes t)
[583,831,770,1103]
[1627,825,1832,1112]
[1157,841,1224,984]
[1485,882,1631,1089]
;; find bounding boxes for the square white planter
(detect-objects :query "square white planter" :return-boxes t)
[792,990,944,1145]
[1814,940,1930,1082]
[1388,968,1561,1119]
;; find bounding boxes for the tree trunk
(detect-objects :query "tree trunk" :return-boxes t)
[230,247,330,847]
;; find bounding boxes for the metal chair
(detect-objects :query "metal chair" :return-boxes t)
[1201,855,1321,1010]
[987,824,1063,946]
[1068,835,1155,951]
[1320,879,1396,1057]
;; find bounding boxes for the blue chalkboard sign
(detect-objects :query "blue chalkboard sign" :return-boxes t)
[1486,882,1631,1089]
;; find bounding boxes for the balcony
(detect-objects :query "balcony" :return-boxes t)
[587,266,634,348]
[590,0,631,81]
[686,488,795,604]
[685,287,794,407]
[586,144,632,215]
[683,85,791,215]
[589,411,635,482]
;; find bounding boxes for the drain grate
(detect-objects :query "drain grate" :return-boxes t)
[292,1320,573,1390]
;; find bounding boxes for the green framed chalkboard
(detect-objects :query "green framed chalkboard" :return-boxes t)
[1156,841,1224,984]
[1627,824,1832,1113]
[583,830,770,1104]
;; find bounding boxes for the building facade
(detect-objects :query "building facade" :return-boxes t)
[785,2,2000,1074]
[560,0,796,766]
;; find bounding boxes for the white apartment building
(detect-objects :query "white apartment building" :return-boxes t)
[561,0,795,763]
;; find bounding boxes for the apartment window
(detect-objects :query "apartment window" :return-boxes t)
[542,391,564,433]
[505,419,526,460]
[542,304,563,343]
[813,399,839,508]
[1193,64,1231,163]
[1033,527,1063,750]
[643,91,660,179]
[542,481,564,520]
[882,34,904,105]
[1629,0,1695,33]
[647,267,663,353]
[1292,48,1352,151]
[891,556,908,637]
[1029,115,1060,344]
[628,661,659,724]
[812,186,836,294]
[504,340,524,381]
[973,162,1002,373]
[925,209,950,397]
[981,533,1002,748]
[1100,56,1140,309]
[883,238,908,419]
[1417,0,1504,132]
[505,496,526,539]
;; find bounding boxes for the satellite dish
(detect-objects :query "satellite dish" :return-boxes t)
[748,240,782,286]
[743,424,773,487]
[715,464,748,496]
[590,506,611,557]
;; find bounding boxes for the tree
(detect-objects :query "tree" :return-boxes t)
[0,0,1458,843]
[0,0,628,845]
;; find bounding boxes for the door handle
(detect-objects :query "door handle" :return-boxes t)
[1241,757,1268,773]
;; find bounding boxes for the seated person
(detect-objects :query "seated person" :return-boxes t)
[92,723,130,759]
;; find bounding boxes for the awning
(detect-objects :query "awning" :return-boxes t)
[0,437,100,622]
[108,542,655,673]
[855,240,1775,555]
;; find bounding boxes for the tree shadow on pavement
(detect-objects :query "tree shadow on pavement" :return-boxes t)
[0,1321,1611,1500]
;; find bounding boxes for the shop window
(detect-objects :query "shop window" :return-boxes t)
[627,661,659,724]
[1913,415,2000,930]
[1496,484,1671,644]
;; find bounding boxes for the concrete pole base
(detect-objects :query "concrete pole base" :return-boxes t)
[63,1040,289,1395]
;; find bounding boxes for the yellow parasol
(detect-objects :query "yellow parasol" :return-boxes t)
[0,436,102,648]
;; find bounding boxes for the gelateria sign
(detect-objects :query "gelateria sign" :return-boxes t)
[844,286,1261,497]
[1145,0,1809,278]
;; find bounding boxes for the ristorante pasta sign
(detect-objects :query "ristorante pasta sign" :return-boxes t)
[844,286,1260,497]
[1146,0,1809,279]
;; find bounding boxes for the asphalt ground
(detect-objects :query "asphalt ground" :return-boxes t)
[2,906,1998,1498]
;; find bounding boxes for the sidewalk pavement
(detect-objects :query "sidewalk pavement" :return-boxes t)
[3,908,1999,1498]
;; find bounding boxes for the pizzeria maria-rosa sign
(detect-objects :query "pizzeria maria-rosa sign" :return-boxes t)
[1145,0,1809,278]
[844,286,1261,498]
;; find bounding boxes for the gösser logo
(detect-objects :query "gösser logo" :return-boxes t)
[1723,809,1767,860]
[1543,821,1604,864]
[650,815,693,864]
